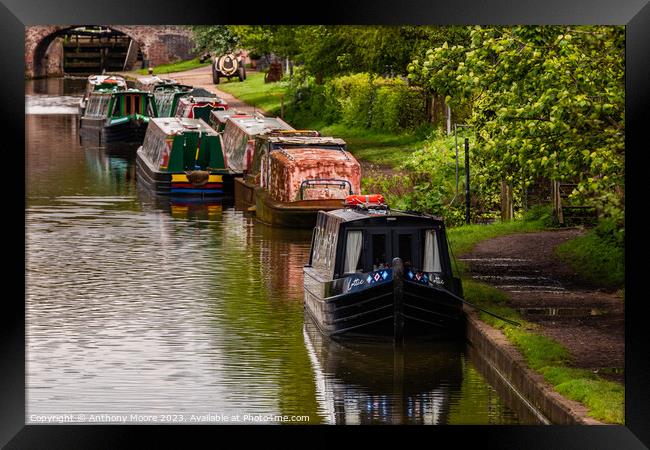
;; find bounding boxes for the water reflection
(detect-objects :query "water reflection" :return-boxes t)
[304,317,461,424]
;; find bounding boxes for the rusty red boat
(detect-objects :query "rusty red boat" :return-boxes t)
[247,133,362,228]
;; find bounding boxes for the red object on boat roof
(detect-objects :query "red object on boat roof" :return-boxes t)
[344,194,386,206]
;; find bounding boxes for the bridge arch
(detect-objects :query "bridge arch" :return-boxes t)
[25,25,195,78]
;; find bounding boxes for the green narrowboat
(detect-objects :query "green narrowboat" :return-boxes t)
[79,88,157,144]
[152,83,194,117]
[136,117,233,196]
[79,74,127,116]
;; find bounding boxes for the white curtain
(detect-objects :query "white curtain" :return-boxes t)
[344,231,363,273]
[423,229,442,273]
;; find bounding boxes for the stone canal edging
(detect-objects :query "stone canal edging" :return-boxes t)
[464,306,604,425]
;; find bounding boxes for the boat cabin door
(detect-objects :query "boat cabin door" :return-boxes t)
[391,229,420,270]
[365,228,420,271]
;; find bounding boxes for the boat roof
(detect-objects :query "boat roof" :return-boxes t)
[226,115,294,134]
[87,74,126,85]
[266,135,346,147]
[178,96,227,105]
[139,76,179,85]
[150,117,219,136]
[324,207,445,224]
[211,109,252,123]
[188,87,218,98]
[272,147,355,163]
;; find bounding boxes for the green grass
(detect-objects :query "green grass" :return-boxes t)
[555,226,625,289]
[216,72,289,115]
[137,58,210,75]
[463,278,624,424]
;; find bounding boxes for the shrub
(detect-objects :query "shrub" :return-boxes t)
[285,72,427,132]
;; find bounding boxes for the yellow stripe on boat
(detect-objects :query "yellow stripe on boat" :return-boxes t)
[171,174,223,183]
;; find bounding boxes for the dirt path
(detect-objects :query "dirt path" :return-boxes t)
[459,229,624,382]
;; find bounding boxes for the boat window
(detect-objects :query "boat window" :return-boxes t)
[146,98,155,117]
[397,234,413,266]
[423,229,442,273]
[86,95,110,118]
[343,230,364,274]
[371,234,388,270]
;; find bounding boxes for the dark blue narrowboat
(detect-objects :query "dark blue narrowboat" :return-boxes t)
[303,197,465,339]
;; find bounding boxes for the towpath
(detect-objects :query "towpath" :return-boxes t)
[459,228,624,382]
[121,65,265,115]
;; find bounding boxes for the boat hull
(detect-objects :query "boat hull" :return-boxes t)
[234,177,255,209]
[304,269,465,339]
[254,188,345,228]
[136,147,234,196]
[80,117,148,144]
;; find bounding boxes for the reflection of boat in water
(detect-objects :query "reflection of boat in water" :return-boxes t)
[83,146,136,193]
[303,315,463,424]
[136,179,232,221]
[256,224,312,300]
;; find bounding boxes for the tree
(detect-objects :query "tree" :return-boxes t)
[191,26,240,55]
[408,26,625,225]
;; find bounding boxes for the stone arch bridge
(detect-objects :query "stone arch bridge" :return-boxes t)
[25,25,196,78]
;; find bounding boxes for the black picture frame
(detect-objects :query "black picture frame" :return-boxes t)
[2,0,648,448]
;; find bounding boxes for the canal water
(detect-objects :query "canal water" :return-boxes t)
[25,78,527,425]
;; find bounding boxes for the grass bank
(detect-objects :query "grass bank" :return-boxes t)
[555,223,624,289]
[137,58,210,75]
[463,279,624,424]
[216,72,288,116]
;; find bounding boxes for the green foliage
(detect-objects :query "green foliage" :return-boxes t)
[408,26,625,227]
[286,72,427,133]
[191,26,241,55]
[555,220,625,288]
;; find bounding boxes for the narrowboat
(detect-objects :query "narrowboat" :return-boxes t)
[208,109,251,133]
[252,135,361,228]
[134,75,179,92]
[174,95,228,122]
[303,316,463,424]
[151,83,194,117]
[79,88,157,144]
[220,115,294,175]
[303,197,465,339]
[234,130,322,208]
[135,117,233,196]
[78,74,127,116]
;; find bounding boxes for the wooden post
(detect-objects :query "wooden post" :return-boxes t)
[392,257,404,343]
[501,181,514,221]
[465,138,470,224]
[552,180,564,225]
